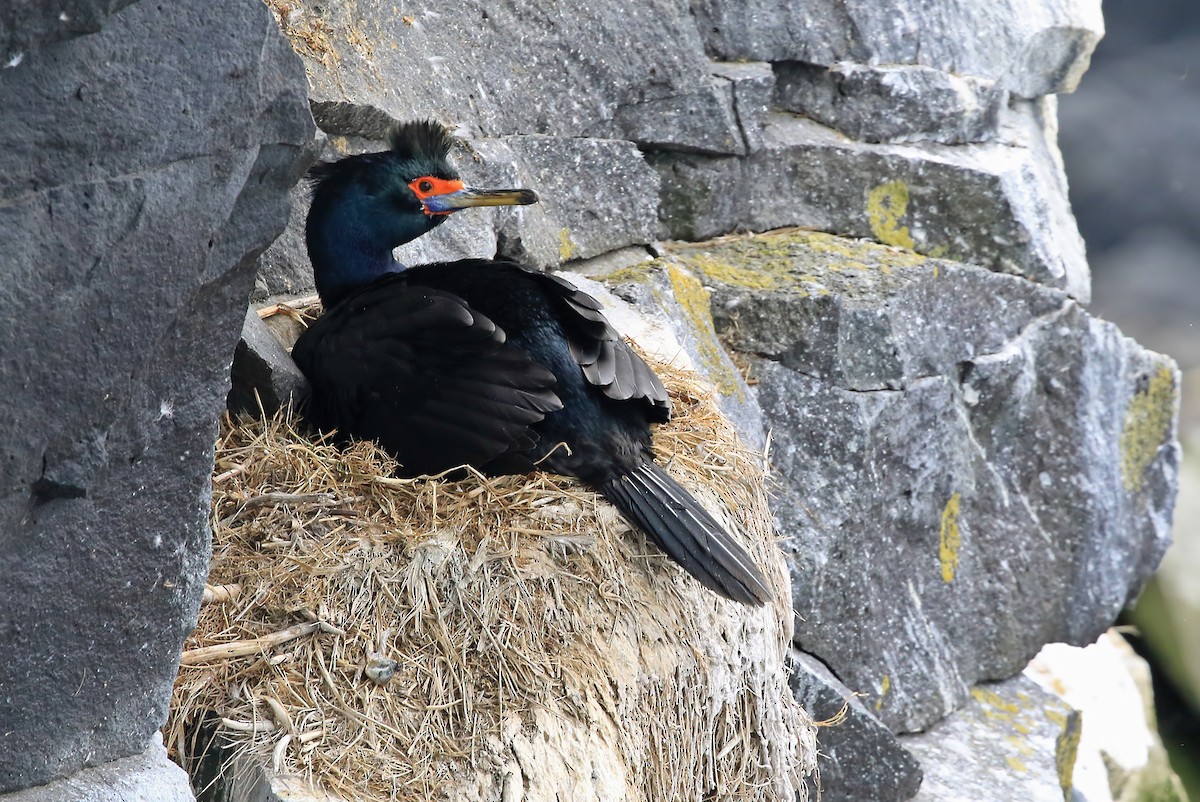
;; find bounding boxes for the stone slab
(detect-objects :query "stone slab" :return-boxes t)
[901,675,1079,802]
[691,0,1103,97]
[661,230,1177,732]
[651,110,1091,301]
[0,738,192,802]
[789,651,923,801]
[773,61,1005,145]
[0,0,314,790]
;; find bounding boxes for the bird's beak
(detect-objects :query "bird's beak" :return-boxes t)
[421,186,540,215]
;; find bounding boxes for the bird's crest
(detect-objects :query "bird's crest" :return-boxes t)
[388,119,458,163]
[306,119,460,190]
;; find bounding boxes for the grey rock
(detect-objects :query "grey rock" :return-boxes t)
[651,111,1091,301]
[614,77,745,156]
[272,0,741,152]
[563,245,656,279]
[691,0,1103,97]
[710,61,775,153]
[901,675,1080,802]
[0,0,314,792]
[789,651,923,802]
[773,62,1006,145]
[0,0,137,58]
[667,231,1178,732]
[229,309,309,417]
[0,736,193,802]
[254,179,319,301]
[504,136,660,264]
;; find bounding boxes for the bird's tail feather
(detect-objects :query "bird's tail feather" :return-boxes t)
[598,462,772,605]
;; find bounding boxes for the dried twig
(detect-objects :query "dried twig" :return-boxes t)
[180,621,323,666]
[200,583,242,606]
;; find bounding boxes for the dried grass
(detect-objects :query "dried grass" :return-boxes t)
[167,350,812,801]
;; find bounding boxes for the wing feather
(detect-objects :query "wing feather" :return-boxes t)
[540,272,670,421]
[292,279,562,476]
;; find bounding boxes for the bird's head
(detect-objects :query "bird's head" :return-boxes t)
[305,120,539,303]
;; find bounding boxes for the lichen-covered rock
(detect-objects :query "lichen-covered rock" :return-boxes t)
[0,0,315,791]
[656,230,1177,733]
[900,675,1080,801]
[1026,633,1188,802]
[651,108,1091,301]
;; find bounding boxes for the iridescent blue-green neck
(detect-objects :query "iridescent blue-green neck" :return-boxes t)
[305,159,443,309]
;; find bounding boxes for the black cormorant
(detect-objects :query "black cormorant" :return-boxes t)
[292,120,771,605]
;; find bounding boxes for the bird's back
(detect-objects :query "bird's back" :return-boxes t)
[293,258,668,481]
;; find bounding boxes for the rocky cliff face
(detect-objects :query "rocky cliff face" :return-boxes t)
[0,0,1181,800]
[0,0,315,794]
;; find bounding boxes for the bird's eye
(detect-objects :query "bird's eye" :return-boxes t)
[418,179,433,193]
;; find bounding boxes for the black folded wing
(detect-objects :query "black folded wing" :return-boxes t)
[541,272,671,423]
[291,279,562,476]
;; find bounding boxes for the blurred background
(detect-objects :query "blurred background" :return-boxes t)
[1058,0,1200,791]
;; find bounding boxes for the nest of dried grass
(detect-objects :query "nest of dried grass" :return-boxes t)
[167,347,813,801]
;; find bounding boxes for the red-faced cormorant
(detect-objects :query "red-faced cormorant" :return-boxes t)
[291,120,771,605]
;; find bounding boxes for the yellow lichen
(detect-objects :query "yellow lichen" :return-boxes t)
[938,493,962,583]
[1005,755,1029,773]
[665,264,744,400]
[1055,711,1082,799]
[558,228,576,263]
[683,253,778,290]
[866,180,917,251]
[603,263,657,285]
[874,675,891,713]
[971,687,1020,720]
[1119,365,1177,493]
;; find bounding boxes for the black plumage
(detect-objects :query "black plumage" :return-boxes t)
[292,120,771,605]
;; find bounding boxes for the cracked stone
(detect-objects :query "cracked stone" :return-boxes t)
[772,61,1006,145]
[900,675,1080,801]
[710,61,775,153]
[691,0,1103,98]
[662,230,1178,733]
[651,108,1090,301]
